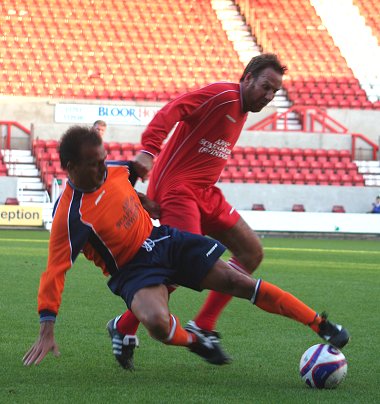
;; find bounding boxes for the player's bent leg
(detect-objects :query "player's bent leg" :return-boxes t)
[209,217,264,274]
[192,218,263,332]
[130,285,231,365]
[107,285,178,370]
[200,261,350,349]
[131,284,171,341]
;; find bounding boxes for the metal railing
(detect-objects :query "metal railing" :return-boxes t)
[246,106,379,160]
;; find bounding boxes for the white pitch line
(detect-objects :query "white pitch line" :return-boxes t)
[0,238,48,243]
[265,247,380,255]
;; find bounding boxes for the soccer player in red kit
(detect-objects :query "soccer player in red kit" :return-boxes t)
[23,126,349,369]
[107,54,292,368]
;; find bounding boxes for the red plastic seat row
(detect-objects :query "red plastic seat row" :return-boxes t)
[219,170,365,186]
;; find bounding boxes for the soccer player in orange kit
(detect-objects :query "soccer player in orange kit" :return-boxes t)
[23,126,350,369]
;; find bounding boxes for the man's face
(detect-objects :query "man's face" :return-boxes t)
[68,143,107,191]
[241,67,283,113]
[93,124,106,137]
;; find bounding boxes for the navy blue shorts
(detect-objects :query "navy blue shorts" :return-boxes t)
[107,225,226,309]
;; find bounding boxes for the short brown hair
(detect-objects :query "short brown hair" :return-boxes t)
[240,53,287,82]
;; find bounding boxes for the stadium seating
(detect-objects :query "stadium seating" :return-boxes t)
[1,0,378,108]
[223,146,364,186]
[0,0,242,101]
[31,138,369,190]
[353,0,380,45]
[235,0,379,109]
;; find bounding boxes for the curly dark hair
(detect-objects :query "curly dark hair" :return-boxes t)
[240,53,287,82]
[59,125,102,169]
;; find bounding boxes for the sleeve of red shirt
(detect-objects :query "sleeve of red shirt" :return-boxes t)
[141,85,221,156]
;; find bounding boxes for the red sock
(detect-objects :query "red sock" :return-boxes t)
[254,280,318,327]
[117,285,178,335]
[194,257,246,331]
[116,310,140,335]
[164,315,196,346]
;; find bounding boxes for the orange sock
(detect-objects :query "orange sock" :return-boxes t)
[164,315,196,346]
[117,285,178,335]
[194,257,246,331]
[253,280,318,327]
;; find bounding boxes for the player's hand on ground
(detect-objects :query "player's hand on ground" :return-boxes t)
[134,152,154,181]
[23,321,60,366]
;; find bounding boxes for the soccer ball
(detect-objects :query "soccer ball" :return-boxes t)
[299,344,348,389]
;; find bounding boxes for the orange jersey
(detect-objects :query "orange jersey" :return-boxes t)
[38,164,153,317]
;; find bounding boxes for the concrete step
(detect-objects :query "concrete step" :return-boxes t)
[17,176,42,183]
[19,182,46,191]
[8,167,40,176]
[18,190,50,204]
[1,149,32,158]
[3,155,35,164]
[271,99,292,108]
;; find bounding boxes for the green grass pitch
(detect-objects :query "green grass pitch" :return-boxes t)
[0,229,379,403]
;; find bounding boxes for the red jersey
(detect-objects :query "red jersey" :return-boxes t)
[38,165,153,318]
[141,82,248,196]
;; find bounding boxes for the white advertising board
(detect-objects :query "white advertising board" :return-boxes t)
[55,103,160,125]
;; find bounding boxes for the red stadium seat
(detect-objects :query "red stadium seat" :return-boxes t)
[291,148,304,162]
[340,174,354,186]
[262,159,274,169]
[292,172,305,184]
[252,203,266,211]
[352,174,365,186]
[219,170,232,182]
[231,171,245,183]
[280,148,292,162]
[304,173,317,184]
[315,149,328,162]
[256,171,269,183]
[268,171,281,184]
[327,149,340,163]
[317,173,329,185]
[292,204,306,212]
[332,205,346,213]
[280,172,293,184]
[5,197,19,205]
[304,148,316,162]
[244,171,257,183]
[328,173,341,185]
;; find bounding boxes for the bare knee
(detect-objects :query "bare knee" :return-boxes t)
[236,244,264,274]
[211,218,264,274]
[130,285,170,341]
[140,311,171,341]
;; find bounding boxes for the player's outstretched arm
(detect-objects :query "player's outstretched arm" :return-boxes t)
[23,321,60,366]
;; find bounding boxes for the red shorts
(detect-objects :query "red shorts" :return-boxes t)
[151,183,240,235]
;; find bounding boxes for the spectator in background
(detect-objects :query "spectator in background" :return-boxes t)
[92,120,107,138]
[370,195,380,213]
[108,53,288,368]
